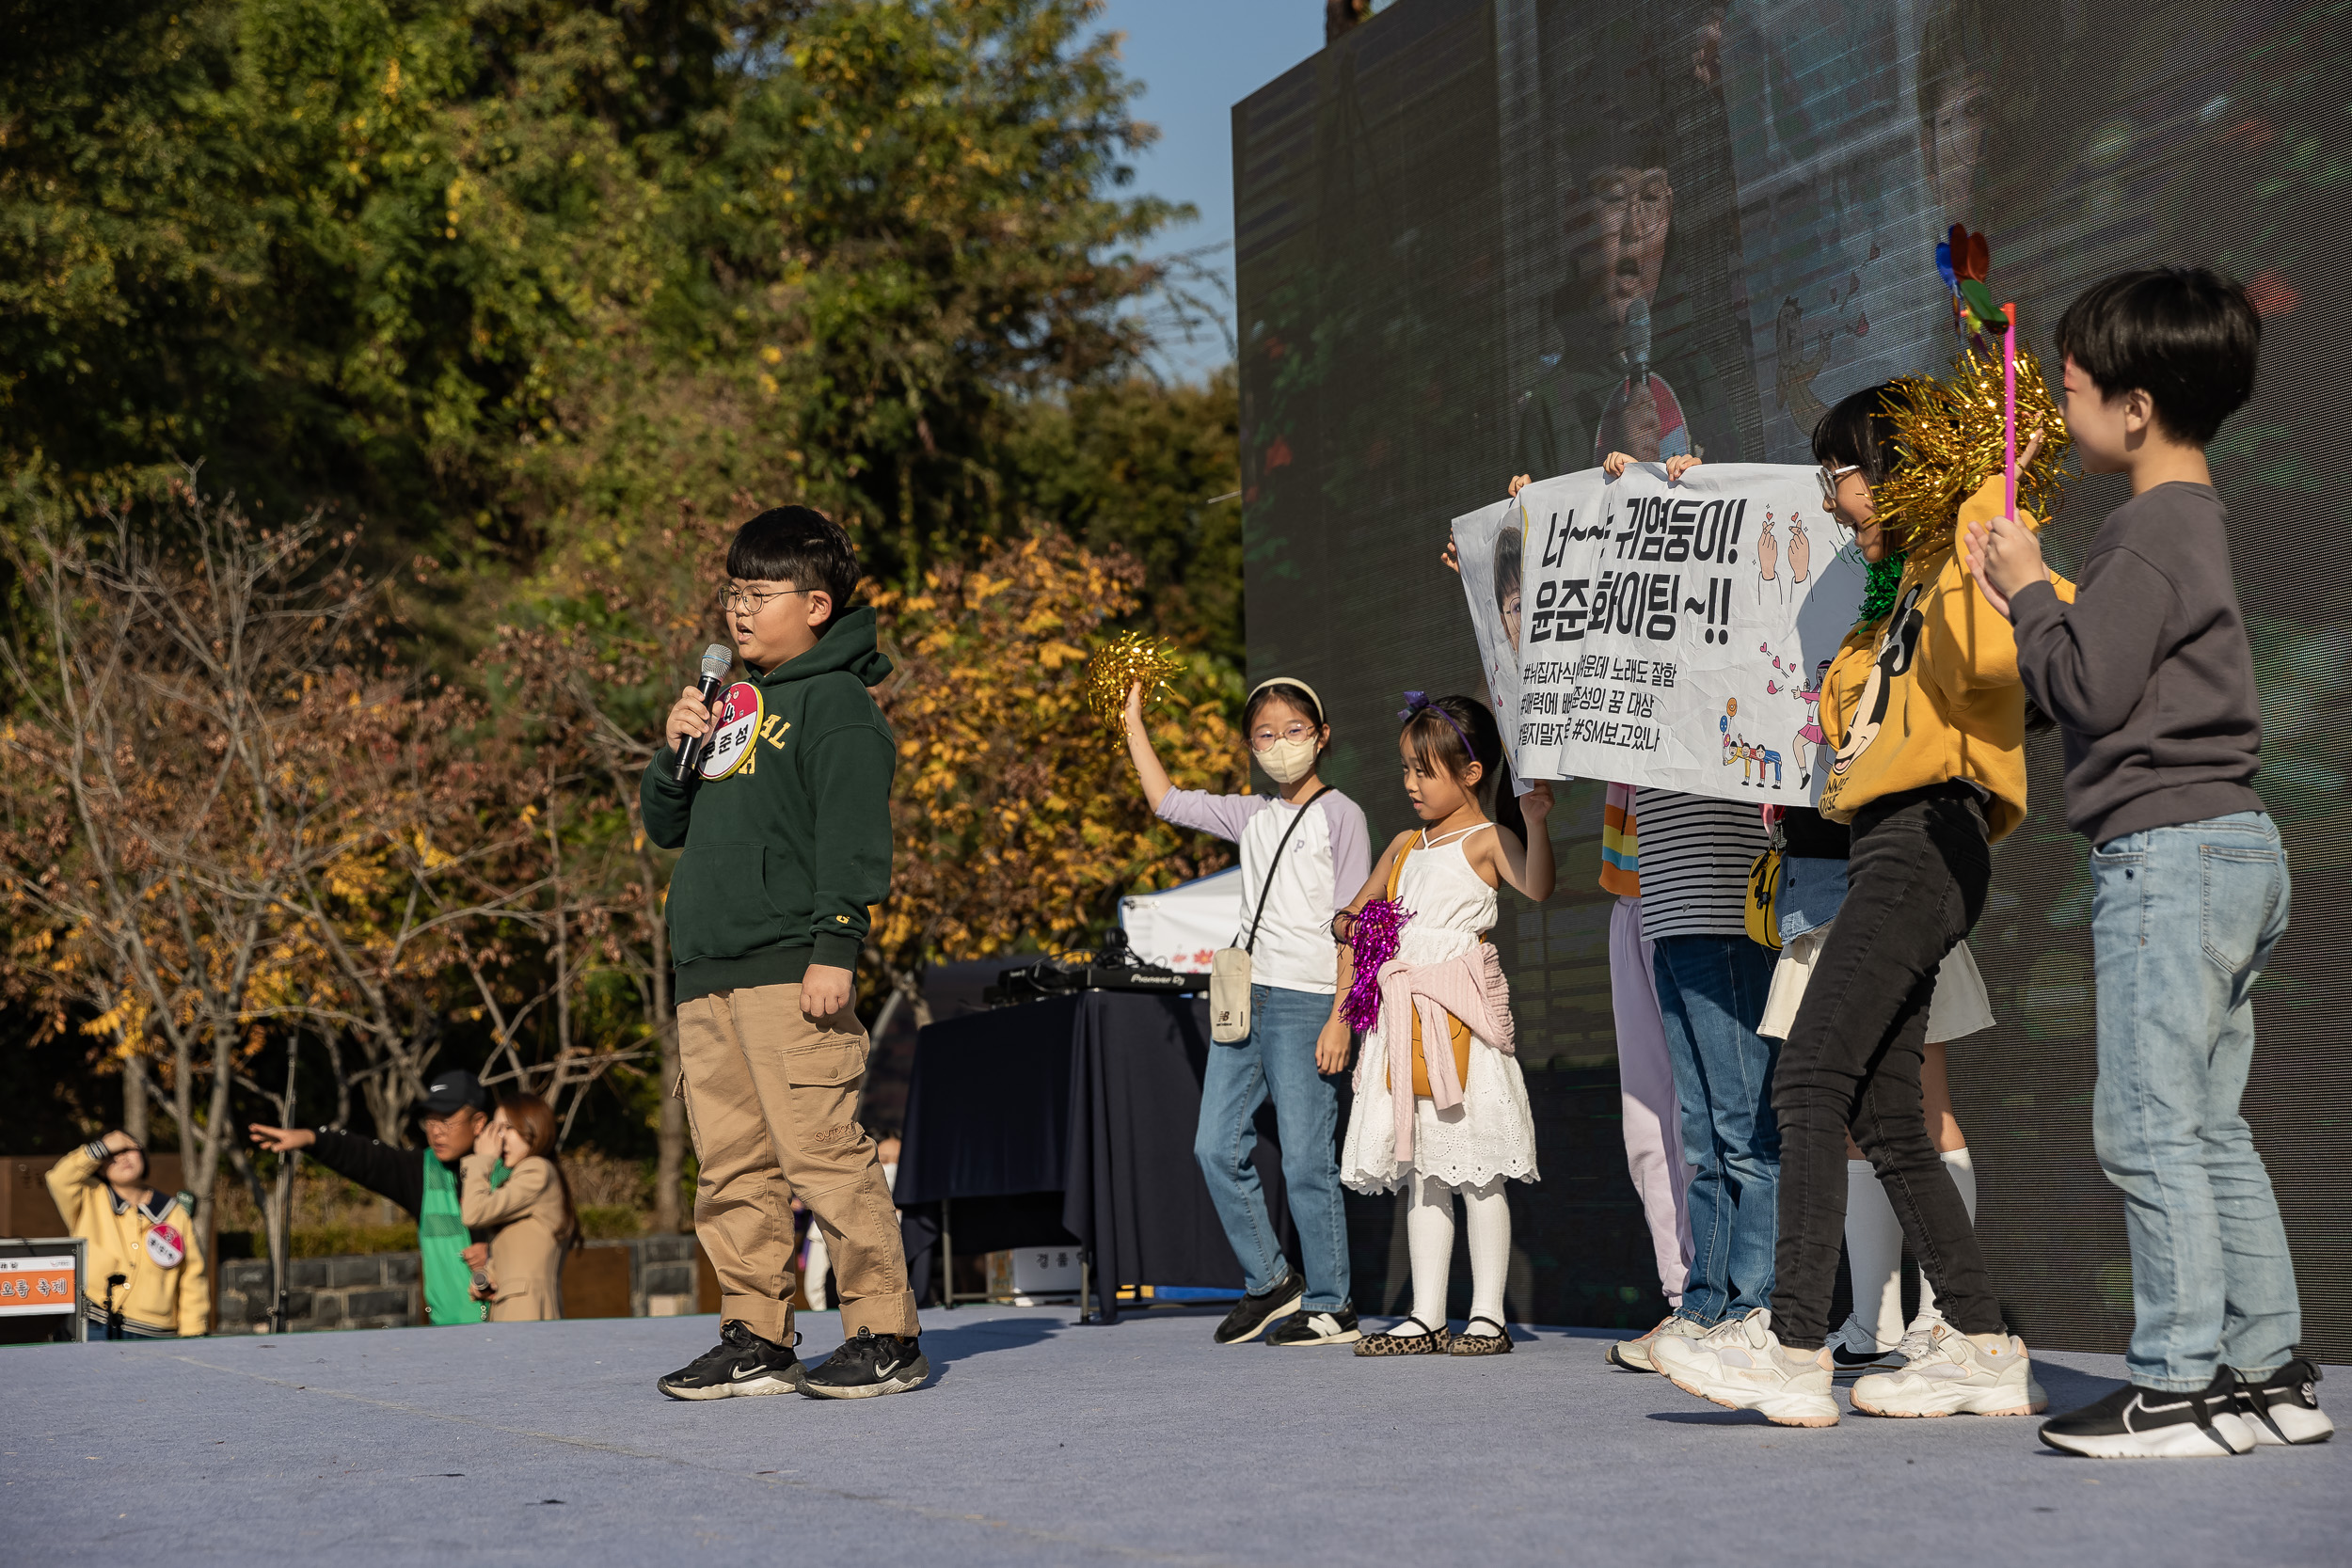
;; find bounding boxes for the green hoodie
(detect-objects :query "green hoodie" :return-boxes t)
[642,607,897,1003]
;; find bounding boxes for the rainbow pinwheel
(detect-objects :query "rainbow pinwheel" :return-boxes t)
[1929,224,2024,520]
[1935,224,2007,343]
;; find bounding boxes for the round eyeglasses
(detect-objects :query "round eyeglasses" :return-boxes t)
[1250,722,1315,752]
[722,584,816,613]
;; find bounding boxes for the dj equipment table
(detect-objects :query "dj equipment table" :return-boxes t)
[895,990,1298,1323]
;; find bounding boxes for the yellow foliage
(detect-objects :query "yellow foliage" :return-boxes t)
[866,532,1243,985]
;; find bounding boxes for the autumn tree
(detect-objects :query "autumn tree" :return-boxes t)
[0,477,531,1240]
[2,2,1254,1191]
[1002,368,1246,671]
[0,0,1212,595]
[866,532,1246,1032]
[475,500,745,1230]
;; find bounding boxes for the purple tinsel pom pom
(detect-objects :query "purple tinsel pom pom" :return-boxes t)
[1341,898,1411,1033]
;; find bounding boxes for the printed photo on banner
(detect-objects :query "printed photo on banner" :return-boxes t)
[1450,496,1528,775]
[1493,462,1867,804]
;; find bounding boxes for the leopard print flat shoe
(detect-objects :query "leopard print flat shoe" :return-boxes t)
[1448,1316,1514,1355]
[1354,1315,1454,1355]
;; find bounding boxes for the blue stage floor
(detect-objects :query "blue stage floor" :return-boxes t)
[4,1307,2343,1566]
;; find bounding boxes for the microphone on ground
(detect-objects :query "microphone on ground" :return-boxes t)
[675,643,735,781]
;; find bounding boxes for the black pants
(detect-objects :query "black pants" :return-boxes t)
[1769,784,2002,1349]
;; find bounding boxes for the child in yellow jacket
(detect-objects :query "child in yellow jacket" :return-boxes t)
[46,1132,209,1338]
[1655,372,2071,1427]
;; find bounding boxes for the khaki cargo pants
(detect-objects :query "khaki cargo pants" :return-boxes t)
[677,983,917,1343]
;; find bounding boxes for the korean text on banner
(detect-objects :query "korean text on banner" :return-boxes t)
[1499,463,1867,806]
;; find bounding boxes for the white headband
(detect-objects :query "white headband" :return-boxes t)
[1247,676,1327,721]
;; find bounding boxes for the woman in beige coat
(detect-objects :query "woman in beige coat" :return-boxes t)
[460,1094,578,1322]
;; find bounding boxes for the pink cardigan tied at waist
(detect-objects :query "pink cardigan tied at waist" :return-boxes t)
[1359,942,1516,1163]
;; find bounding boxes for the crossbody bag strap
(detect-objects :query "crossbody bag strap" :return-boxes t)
[1243,785,1334,954]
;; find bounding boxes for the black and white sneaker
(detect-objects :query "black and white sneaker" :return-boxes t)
[2234,1357,2334,1446]
[657,1320,805,1401]
[1212,1270,1304,1346]
[1266,1304,1362,1347]
[2040,1370,2254,1458]
[801,1327,930,1400]
[1825,1310,1903,1372]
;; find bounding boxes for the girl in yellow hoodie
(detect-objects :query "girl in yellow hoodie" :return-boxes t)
[1655,371,2072,1427]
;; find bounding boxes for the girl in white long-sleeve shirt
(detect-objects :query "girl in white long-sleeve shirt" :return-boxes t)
[1125,675,1373,1348]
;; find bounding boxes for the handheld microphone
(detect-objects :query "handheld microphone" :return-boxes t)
[675,643,735,781]
[1625,296,1652,383]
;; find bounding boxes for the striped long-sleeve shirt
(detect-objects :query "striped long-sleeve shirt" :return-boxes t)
[1631,788,1768,942]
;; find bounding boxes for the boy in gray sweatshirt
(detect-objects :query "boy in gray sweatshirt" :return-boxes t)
[1970,267,2328,1458]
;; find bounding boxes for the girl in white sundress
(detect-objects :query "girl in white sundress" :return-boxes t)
[1325,692,1554,1355]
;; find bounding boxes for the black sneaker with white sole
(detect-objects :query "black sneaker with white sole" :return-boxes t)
[2040,1370,2253,1458]
[801,1327,930,1400]
[657,1320,805,1401]
[1825,1311,1903,1372]
[2234,1357,2333,1446]
[1266,1304,1362,1347]
[1212,1270,1304,1346]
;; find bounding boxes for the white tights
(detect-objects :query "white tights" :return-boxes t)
[1845,1148,1978,1344]
[1399,1175,1511,1337]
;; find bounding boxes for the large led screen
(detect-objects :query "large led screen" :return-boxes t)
[1234,0,2350,1355]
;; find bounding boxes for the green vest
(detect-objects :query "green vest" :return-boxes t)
[419,1152,483,1326]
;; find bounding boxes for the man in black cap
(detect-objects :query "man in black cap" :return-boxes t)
[248,1070,495,1326]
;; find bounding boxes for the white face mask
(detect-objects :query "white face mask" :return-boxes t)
[1256,735,1320,785]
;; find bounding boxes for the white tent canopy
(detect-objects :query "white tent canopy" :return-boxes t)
[1118,866,1244,974]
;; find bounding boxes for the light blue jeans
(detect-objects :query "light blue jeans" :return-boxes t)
[1194,983,1351,1309]
[2090,811,2301,1390]
[1653,936,1782,1324]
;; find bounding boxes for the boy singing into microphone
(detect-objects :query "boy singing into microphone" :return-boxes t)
[642,506,923,1401]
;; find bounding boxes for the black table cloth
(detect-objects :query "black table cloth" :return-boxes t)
[896,990,1296,1323]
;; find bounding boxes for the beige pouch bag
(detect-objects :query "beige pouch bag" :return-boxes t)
[1209,786,1330,1044]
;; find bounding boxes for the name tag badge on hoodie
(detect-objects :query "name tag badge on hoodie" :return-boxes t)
[700,682,764,781]
[146,1221,185,1269]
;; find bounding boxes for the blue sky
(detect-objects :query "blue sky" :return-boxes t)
[1090,1,1328,382]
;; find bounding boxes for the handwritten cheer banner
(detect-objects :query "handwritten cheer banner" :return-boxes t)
[1454,463,1868,805]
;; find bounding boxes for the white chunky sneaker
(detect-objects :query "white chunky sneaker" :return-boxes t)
[1826,1310,1903,1371]
[1851,1323,2047,1418]
[1653,1309,1840,1428]
[1608,1313,1709,1372]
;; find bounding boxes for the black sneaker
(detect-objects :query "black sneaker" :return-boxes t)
[2040,1370,2253,1458]
[2234,1357,2334,1446]
[801,1327,930,1400]
[1212,1270,1304,1346]
[1825,1311,1902,1371]
[657,1320,805,1401]
[1266,1303,1362,1347]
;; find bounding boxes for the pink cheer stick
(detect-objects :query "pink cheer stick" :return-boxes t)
[2002,301,2018,520]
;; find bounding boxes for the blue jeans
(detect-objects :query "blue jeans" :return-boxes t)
[1776,855,1848,943]
[1194,983,1351,1309]
[2090,811,2300,1390]
[1653,936,1782,1323]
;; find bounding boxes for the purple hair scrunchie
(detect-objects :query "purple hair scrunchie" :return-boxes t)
[1399,690,1475,753]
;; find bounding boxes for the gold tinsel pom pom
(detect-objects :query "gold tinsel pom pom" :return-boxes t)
[1872,344,2072,556]
[1084,632,1186,739]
